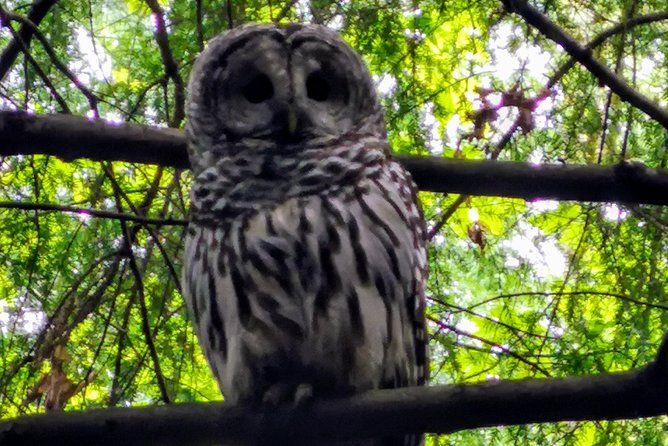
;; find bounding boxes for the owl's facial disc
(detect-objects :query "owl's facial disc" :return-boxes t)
[199,25,378,146]
[211,33,292,142]
[289,38,356,140]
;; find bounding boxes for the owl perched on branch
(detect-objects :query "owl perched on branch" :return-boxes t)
[183,24,428,445]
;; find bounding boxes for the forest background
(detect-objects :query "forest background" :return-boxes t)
[0,0,668,444]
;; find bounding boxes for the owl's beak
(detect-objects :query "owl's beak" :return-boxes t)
[272,102,310,142]
[287,107,298,135]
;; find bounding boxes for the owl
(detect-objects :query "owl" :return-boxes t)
[183,24,428,445]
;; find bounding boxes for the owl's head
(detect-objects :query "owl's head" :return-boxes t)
[186,24,384,172]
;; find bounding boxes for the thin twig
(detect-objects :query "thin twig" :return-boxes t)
[4,11,99,115]
[195,0,204,51]
[105,162,171,404]
[428,315,552,376]
[503,0,668,129]
[0,0,58,82]
[144,0,185,128]
[0,201,187,226]
[2,20,70,112]
[124,229,172,404]
[467,290,668,313]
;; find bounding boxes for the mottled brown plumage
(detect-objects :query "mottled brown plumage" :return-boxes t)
[183,24,427,445]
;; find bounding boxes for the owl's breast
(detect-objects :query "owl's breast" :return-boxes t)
[185,162,424,403]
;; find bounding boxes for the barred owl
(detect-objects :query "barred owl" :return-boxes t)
[183,24,427,445]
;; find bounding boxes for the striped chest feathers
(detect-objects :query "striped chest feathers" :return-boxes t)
[189,171,420,337]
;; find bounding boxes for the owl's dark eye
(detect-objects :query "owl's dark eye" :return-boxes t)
[242,73,274,103]
[306,70,330,102]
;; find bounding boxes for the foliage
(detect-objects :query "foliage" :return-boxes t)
[1,0,667,444]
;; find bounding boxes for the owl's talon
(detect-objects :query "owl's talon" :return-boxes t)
[293,383,313,406]
[261,382,291,407]
[261,382,314,407]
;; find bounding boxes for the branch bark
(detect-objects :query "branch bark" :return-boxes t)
[3,332,668,445]
[2,111,667,204]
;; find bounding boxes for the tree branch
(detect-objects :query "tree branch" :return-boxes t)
[144,0,185,128]
[427,315,551,376]
[1,21,70,112]
[3,10,99,114]
[502,0,668,130]
[123,224,172,404]
[548,11,668,89]
[3,331,668,445]
[0,201,186,226]
[1,111,667,204]
[0,0,58,82]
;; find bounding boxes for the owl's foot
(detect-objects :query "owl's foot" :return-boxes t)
[261,382,314,407]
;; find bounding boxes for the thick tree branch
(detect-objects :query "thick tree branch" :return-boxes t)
[3,331,668,445]
[0,111,186,165]
[502,0,668,130]
[2,112,667,204]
